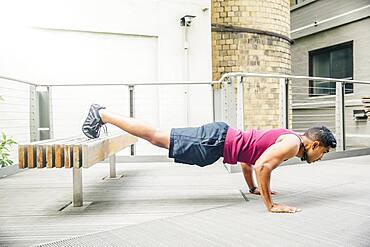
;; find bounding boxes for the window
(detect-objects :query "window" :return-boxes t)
[296,0,306,4]
[309,41,353,96]
[291,0,307,6]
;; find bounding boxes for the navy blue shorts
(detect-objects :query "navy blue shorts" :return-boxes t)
[168,122,229,167]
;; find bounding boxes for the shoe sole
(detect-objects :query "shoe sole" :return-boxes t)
[82,105,101,139]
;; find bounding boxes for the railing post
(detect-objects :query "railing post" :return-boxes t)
[129,85,136,156]
[223,76,241,174]
[47,86,54,139]
[185,85,190,126]
[212,82,222,122]
[335,81,345,151]
[236,76,244,130]
[224,77,237,128]
[279,78,289,129]
[35,86,53,140]
[30,85,39,141]
[220,80,226,122]
[212,84,215,122]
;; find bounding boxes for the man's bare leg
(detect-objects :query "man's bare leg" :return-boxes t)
[99,109,170,149]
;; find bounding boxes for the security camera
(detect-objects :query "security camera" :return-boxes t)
[180,15,196,27]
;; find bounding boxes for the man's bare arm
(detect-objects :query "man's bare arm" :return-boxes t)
[254,136,300,213]
[240,163,256,191]
[255,161,274,210]
[241,163,276,195]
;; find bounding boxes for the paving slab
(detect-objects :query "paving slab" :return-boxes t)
[1,156,370,246]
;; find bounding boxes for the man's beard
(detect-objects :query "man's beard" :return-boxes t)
[301,149,308,162]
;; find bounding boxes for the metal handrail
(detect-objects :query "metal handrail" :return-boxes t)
[219,72,370,85]
[38,81,215,87]
[2,72,370,86]
[2,72,370,155]
[0,75,39,86]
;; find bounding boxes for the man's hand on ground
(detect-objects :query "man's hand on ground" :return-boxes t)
[269,203,301,213]
[250,187,277,195]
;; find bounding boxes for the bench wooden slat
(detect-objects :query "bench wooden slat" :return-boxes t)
[38,137,82,169]
[55,144,64,168]
[53,137,84,168]
[64,145,72,168]
[17,138,71,169]
[27,145,36,169]
[18,145,26,169]
[62,138,90,169]
[46,145,54,168]
[73,145,82,168]
[37,145,45,168]
[81,133,138,168]
[18,134,137,169]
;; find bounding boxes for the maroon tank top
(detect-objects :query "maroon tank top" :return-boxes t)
[223,127,297,165]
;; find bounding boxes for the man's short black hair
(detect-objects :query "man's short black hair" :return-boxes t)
[304,126,337,148]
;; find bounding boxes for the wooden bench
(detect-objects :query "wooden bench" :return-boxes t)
[18,133,138,207]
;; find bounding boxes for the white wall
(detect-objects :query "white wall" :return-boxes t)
[0,79,30,163]
[0,0,212,156]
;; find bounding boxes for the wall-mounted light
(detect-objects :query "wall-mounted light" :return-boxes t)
[180,15,196,27]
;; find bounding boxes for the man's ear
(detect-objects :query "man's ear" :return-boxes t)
[312,141,320,150]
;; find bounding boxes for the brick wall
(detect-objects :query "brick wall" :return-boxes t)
[212,0,292,129]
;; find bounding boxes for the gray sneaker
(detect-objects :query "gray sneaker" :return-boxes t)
[82,104,106,139]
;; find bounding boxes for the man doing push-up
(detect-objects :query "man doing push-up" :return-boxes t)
[82,104,336,214]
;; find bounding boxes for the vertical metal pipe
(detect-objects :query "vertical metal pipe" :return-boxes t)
[109,154,116,178]
[129,85,136,155]
[237,76,245,130]
[73,167,83,207]
[226,77,237,128]
[47,86,54,139]
[341,82,346,150]
[184,25,189,80]
[29,85,38,141]
[335,81,345,151]
[212,82,222,122]
[220,81,226,122]
[212,84,215,122]
[184,25,190,126]
[73,145,83,207]
[285,78,289,129]
[279,78,288,129]
[185,85,190,126]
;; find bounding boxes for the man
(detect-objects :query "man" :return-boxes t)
[82,104,337,213]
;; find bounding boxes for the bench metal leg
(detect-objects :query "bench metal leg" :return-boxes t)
[73,167,83,207]
[109,154,116,178]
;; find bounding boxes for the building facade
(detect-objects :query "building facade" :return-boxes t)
[211,0,292,130]
[290,0,370,148]
[0,0,213,158]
